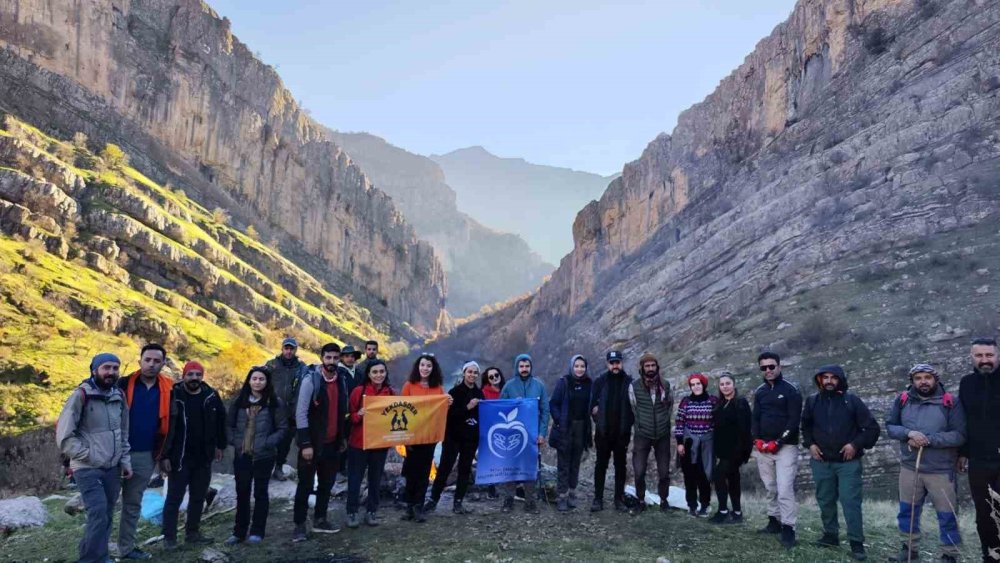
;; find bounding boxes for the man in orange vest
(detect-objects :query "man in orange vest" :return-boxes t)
[115,343,173,560]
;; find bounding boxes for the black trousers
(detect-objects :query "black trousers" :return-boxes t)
[557,420,588,495]
[633,436,671,501]
[403,444,436,506]
[346,446,389,515]
[713,457,742,512]
[162,463,212,540]
[293,446,340,525]
[430,437,478,502]
[275,419,294,467]
[680,450,712,510]
[233,454,274,539]
[969,464,1000,560]
[594,434,629,501]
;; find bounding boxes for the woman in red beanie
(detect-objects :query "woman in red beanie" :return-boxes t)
[675,372,718,516]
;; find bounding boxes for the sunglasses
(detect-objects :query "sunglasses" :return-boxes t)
[759,364,778,372]
[488,374,501,380]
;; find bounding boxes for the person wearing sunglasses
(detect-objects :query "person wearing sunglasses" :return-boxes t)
[751,351,803,549]
[481,367,505,400]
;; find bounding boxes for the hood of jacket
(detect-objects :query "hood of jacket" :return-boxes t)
[514,353,533,378]
[568,354,588,378]
[814,364,848,394]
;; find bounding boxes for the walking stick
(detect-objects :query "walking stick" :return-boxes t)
[907,446,925,563]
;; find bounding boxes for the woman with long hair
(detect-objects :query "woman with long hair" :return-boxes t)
[426,361,484,515]
[481,367,505,400]
[675,372,718,517]
[400,353,452,522]
[224,367,288,545]
[345,360,395,529]
[708,372,752,524]
[548,355,593,512]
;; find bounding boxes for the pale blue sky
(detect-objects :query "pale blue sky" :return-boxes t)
[210,0,797,175]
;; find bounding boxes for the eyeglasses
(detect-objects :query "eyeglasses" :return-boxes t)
[759,364,778,372]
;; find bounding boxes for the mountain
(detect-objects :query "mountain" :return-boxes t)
[0,0,446,334]
[430,146,616,264]
[424,0,1000,493]
[327,131,553,318]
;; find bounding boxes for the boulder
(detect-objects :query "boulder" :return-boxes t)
[0,496,48,531]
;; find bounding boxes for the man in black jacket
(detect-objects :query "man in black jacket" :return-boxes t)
[160,361,227,550]
[801,364,880,561]
[265,337,307,481]
[590,351,634,512]
[751,351,803,548]
[958,337,1000,561]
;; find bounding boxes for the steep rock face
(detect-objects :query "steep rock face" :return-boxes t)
[327,131,553,317]
[0,0,445,332]
[427,0,1000,492]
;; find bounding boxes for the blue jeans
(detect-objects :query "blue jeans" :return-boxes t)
[75,466,121,563]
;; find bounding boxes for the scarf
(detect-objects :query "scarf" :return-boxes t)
[242,396,262,456]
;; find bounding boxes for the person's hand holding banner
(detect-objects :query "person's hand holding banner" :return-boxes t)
[362,394,448,450]
[475,398,539,485]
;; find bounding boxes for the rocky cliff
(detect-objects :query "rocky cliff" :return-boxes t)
[0,0,446,332]
[431,146,616,264]
[327,131,553,317]
[426,0,1000,492]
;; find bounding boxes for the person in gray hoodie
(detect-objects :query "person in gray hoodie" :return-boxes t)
[56,352,133,563]
[885,364,965,562]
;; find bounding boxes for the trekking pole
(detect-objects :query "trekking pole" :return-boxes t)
[907,446,925,563]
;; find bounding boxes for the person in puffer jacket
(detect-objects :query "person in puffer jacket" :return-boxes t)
[801,364,880,561]
[549,355,594,512]
[885,364,965,563]
[224,366,288,546]
[56,353,133,563]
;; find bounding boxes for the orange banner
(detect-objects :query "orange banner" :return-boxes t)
[362,395,448,449]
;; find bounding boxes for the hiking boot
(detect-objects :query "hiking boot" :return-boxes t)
[272,466,287,481]
[590,498,604,512]
[557,496,570,512]
[162,540,178,552]
[613,497,627,512]
[185,533,214,545]
[728,511,744,524]
[849,540,867,561]
[312,519,340,534]
[346,512,361,529]
[524,500,540,514]
[487,485,499,499]
[937,555,955,563]
[887,543,918,561]
[292,525,307,542]
[423,498,438,513]
[453,499,471,514]
[629,501,647,515]
[568,489,578,509]
[413,504,427,523]
[759,516,782,534]
[815,533,840,548]
[708,510,730,524]
[501,497,514,513]
[223,535,242,546]
[780,525,797,549]
[400,504,415,521]
[688,508,699,518]
[364,512,380,526]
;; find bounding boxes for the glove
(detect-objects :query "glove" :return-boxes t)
[754,439,765,453]
[764,440,780,454]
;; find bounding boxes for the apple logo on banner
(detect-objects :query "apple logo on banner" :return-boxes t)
[487,408,529,458]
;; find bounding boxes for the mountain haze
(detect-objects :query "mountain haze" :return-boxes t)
[431,146,616,264]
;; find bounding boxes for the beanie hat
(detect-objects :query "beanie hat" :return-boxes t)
[90,352,121,374]
[462,361,481,373]
[637,353,659,373]
[908,363,938,380]
[182,361,205,375]
[687,373,709,388]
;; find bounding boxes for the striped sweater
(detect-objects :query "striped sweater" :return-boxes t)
[674,394,718,444]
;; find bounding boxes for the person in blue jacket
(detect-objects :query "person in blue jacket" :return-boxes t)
[549,355,593,512]
[499,353,549,513]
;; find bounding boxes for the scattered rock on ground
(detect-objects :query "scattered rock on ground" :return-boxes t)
[64,493,84,515]
[0,496,48,531]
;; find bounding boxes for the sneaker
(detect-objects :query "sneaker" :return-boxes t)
[501,498,514,513]
[423,499,438,513]
[312,520,340,534]
[697,504,709,516]
[728,511,744,524]
[524,500,539,514]
[567,490,578,509]
[364,512,380,527]
[849,540,867,561]
[557,496,570,512]
[223,535,242,546]
[590,498,604,512]
[123,547,154,559]
[346,513,361,529]
[887,542,918,561]
[413,505,427,523]
[708,511,730,524]
[185,533,214,545]
[815,533,839,548]
[162,540,178,552]
[247,535,262,544]
[780,524,797,549]
[688,508,699,518]
[272,466,287,482]
[292,525,307,542]
[759,516,782,534]
[453,500,471,514]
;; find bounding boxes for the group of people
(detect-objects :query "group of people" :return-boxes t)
[56,335,1000,563]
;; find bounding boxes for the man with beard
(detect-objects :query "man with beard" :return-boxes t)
[115,343,173,560]
[590,351,634,512]
[160,362,226,550]
[627,353,673,513]
[266,337,308,481]
[499,353,549,513]
[56,353,133,563]
[958,338,1000,561]
[356,340,380,383]
[801,365,880,561]
[886,364,965,562]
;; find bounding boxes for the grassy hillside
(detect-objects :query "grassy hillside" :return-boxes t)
[0,114,403,435]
